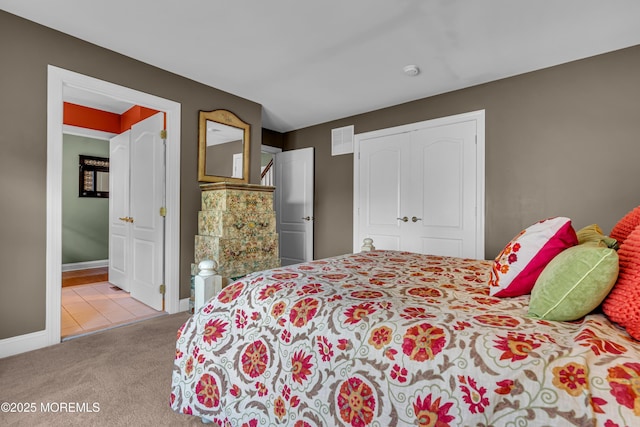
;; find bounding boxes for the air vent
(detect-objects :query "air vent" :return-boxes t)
[331,125,354,156]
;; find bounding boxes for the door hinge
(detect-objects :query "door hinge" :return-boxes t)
[160,129,167,139]
[159,284,166,295]
[160,207,166,217]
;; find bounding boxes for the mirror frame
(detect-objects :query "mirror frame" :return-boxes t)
[198,109,250,183]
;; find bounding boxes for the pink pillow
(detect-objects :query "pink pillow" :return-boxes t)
[489,217,578,297]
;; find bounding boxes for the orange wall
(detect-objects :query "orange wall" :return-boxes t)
[63,102,163,134]
[63,103,121,133]
[120,105,164,132]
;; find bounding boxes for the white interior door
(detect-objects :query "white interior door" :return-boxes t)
[355,112,484,259]
[275,147,314,266]
[129,112,165,310]
[232,153,243,178]
[108,130,131,291]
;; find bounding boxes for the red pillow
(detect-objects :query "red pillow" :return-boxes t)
[610,205,640,247]
[602,224,640,340]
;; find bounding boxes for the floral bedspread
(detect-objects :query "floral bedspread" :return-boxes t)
[170,250,640,426]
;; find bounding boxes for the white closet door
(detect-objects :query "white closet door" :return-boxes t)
[357,132,409,250]
[355,115,481,258]
[408,120,477,257]
[109,130,131,291]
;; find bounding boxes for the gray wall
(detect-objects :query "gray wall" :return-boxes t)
[62,134,109,264]
[283,45,640,260]
[3,8,640,341]
[205,140,243,177]
[0,11,262,339]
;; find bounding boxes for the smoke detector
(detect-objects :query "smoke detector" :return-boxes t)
[403,64,420,77]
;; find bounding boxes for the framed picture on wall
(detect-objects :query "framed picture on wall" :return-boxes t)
[79,155,109,198]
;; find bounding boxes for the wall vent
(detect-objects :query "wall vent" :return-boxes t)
[331,125,354,156]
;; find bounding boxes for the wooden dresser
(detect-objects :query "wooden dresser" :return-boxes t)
[193,182,280,285]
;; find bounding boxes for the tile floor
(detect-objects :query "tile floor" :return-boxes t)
[61,281,162,338]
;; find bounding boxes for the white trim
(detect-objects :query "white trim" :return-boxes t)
[475,112,486,260]
[62,259,109,272]
[63,124,116,140]
[261,144,282,154]
[0,329,51,359]
[353,109,485,259]
[179,298,191,313]
[0,65,182,358]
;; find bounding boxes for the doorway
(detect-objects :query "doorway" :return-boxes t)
[60,119,164,339]
[46,66,182,348]
[262,145,316,266]
[60,128,162,338]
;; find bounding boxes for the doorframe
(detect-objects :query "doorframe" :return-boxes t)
[261,145,282,185]
[261,145,283,155]
[353,109,485,258]
[47,65,182,347]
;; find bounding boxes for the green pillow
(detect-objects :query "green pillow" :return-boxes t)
[528,244,619,321]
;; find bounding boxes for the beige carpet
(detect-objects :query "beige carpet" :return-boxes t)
[0,312,209,426]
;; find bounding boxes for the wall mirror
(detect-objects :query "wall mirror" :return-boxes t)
[198,109,250,183]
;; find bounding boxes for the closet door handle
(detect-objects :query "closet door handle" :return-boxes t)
[302,216,314,221]
[397,216,408,222]
[411,216,422,222]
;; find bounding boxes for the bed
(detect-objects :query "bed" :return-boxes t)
[170,245,640,426]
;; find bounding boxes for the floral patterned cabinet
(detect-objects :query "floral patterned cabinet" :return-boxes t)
[193,182,280,285]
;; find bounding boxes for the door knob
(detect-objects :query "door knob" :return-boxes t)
[119,216,134,223]
[302,216,314,221]
[397,216,408,222]
[411,216,422,222]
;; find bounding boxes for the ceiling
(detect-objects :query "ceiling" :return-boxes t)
[3,0,640,132]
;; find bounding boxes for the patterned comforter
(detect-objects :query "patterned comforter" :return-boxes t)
[170,250,640,426]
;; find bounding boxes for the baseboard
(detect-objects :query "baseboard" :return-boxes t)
[1,299,192,359]
[0,329,50,359]
[179,298,192,313]
[62,260,108,272]
[1,313,185,359]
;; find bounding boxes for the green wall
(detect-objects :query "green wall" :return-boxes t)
[62,134,109,264]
